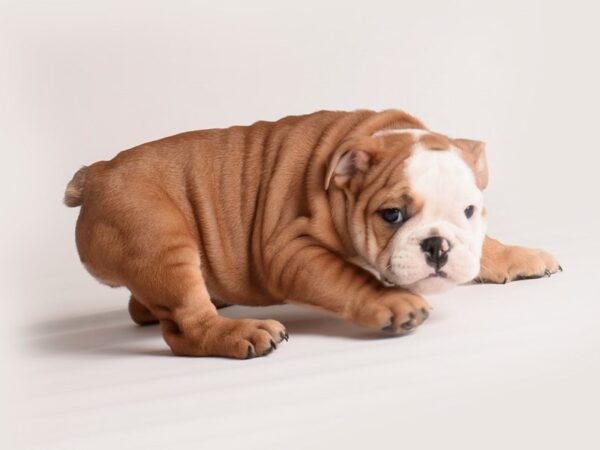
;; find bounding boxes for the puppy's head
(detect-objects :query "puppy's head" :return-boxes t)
[325,128,488,295]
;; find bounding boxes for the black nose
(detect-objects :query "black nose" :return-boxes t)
[420,236,450,270]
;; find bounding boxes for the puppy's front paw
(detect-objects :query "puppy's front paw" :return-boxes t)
[167,317,288,359]
[477,246,561,284]
[348,292,431,334]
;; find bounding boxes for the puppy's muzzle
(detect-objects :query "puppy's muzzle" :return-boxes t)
[420,236,451,272]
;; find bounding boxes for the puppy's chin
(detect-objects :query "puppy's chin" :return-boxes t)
[405,277,456,295]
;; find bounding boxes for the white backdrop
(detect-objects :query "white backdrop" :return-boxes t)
[2,1,600,449]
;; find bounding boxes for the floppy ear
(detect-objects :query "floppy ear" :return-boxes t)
[324,137,379,190]
[455,138,488,190]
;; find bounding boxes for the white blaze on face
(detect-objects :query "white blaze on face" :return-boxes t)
[372,128,429,139]
[389,146,487,294]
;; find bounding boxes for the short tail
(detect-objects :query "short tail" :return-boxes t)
[64,166,88,207]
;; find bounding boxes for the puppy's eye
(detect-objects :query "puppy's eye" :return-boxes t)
[379,208,405,225]
[464,205,475,219]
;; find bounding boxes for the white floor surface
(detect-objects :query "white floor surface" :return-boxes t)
[11,228,600,450]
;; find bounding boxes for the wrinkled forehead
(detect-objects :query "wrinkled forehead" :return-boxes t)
[372,127,453,151]
[372,128,481,204]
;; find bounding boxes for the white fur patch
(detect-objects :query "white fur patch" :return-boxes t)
[372,128,429,139]
[387,146,487,294]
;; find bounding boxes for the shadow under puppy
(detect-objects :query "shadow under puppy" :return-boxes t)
[64,109,560,358]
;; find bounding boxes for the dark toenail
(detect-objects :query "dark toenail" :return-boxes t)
[401,320,414,330]
[263,339,277,356]
[558,265,563,272]
[382,316,396,332]
[421,308,429,320]
[246,345,256,359]
[502,278,508,284]
[401,313,416,330]
[280,331,289,342]
[545,269,551,277]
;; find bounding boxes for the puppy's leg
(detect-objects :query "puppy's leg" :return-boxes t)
[128,295,228,326]
[80,196,286,358]
[129,233,287,358]
[271,243,430,334]
[476,236,561,284]
[128,296,158,326]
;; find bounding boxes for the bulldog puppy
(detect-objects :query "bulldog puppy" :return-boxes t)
[65,110,560,358]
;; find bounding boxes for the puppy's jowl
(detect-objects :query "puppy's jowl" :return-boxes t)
[65,110,560,358]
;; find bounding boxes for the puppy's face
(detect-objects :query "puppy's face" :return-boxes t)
[326,129,488,295]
